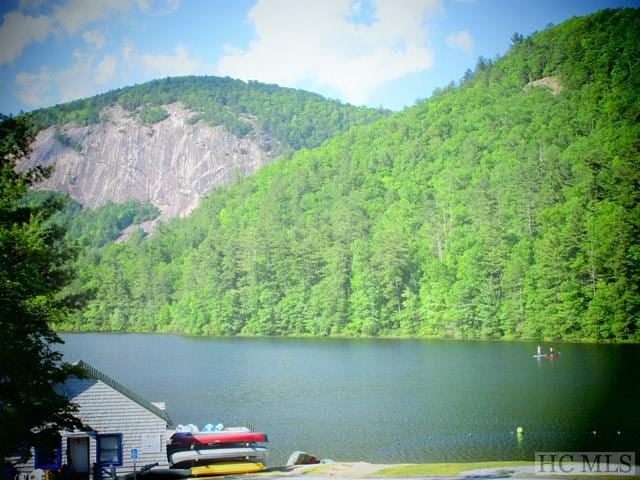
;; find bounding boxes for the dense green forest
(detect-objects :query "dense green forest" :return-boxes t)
[51,9,639,341]
[22,192,159,249]
[29,76,387,153]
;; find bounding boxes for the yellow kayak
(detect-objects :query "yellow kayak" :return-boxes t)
[190,462,264,477]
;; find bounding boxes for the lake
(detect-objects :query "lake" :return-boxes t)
[57,334,639,465]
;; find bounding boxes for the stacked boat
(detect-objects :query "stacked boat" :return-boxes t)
[168,426,268,476]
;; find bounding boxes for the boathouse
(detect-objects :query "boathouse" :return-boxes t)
[14,360,172,480]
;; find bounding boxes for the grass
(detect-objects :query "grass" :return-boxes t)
[262,461,640,478]
[376,461,532,477]
[376,461,640,478]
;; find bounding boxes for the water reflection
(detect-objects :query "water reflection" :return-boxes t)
[58,334,640,465]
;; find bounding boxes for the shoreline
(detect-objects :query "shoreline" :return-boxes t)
[53,330,640,345]
[259,461,640,479]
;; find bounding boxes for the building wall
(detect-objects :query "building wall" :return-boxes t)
[60,377,169,474]
[13,377,169,480]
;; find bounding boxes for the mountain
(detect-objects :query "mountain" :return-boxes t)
[18,77,386,222]
[59,9,639,341]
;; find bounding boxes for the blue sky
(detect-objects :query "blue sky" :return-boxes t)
[1,0,637,114]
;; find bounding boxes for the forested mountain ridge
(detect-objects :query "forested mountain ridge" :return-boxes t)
[28,75,388,151]
[18,77,386,221]
[58,9,640,341]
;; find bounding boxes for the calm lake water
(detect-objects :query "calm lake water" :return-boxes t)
[57,334,639,465]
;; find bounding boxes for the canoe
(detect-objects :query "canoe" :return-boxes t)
[170,431,268,446]
[169,446,268,465]
[190,462,264,477]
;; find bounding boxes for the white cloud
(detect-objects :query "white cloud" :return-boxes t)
[138,44,212,77]
[95,55,117,84]
[1,0,154,65]
[19,0,47,10]
[83,30,107,49]
[156,0,181,15]
[72,48,87,62]
[16,52,120,107]
[122,42,134,62]
[52,0,139,35]
[217,0,441,105]
[166,0,181,10]
[7,0,185,109]
[0,11,53,65]
[446,30,473,54]
[55,61,96,103]
[15,66,54,106]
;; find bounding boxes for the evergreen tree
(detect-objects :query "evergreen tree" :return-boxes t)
[46,9,640,342]
[0,115,82,464]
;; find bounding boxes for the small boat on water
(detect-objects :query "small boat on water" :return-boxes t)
[190,461,265,477]
[534,345,560,358]
[169,446,268,465]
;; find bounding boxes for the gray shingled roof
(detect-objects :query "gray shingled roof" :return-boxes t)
[74,360,173,426]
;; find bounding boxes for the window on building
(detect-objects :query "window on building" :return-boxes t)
[96,434,123,466]
[34,446,61,470]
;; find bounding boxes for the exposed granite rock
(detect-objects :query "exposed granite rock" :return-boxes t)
[18,103,280,222]
[524,76,562,95]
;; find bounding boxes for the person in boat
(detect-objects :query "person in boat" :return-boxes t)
[548,347,555,357]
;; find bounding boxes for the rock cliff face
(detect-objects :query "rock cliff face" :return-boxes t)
[18,103,279,221]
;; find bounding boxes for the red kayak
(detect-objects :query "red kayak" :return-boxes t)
[171,431,268,446]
